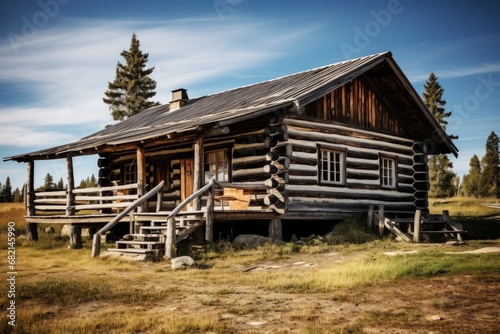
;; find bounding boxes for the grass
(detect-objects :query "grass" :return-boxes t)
[1,201,499,333]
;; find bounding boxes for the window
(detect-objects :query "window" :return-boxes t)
[381,156,397,188]
[319,148,346,185]
[205,150,229,183]
[123,162,137,185]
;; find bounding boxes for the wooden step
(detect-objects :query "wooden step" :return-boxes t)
[107,248,156,254]
[115,240,164,249]
[420,230,466,234]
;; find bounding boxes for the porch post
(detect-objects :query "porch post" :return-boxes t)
[66,156,75,216]
[193,135,204,210]
[136,145,146,213]
[26,161,38,241]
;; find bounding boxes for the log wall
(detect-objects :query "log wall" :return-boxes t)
[282,117,421,213]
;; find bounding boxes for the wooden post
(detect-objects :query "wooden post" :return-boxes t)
[26,161,37,241]
[442,210,449,222]
[367,205,374,229]
[378,205,385,237]
[193,136,204,211]
[165,217,176,259]
[92,233,101,258]
[136,145,146,213]
[66,156,75,216]
[69,225,82,249]
[268,218,282,241]
[205,182,214,242]
[413,209,422,243]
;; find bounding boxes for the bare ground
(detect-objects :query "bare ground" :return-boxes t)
[28,248,499,334]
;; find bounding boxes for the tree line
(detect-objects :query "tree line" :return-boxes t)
[423,73,499,199]
[0,174,98,203]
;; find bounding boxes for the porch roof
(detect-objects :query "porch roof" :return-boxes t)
[4,51,458,162]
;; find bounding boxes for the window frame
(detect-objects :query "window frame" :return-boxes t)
[123,161,137,185]
[204,148,231,183]
[317,145,347,186]
[380,155,398,189]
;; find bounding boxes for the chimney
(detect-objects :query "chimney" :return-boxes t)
[169,88,188,111]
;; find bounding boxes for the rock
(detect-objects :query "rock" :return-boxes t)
[300,234,317,242]
[44,226,55,234]
[61,225,71,237]
[383,250,418,256]
[233,234,270,247]
[425,314,443,321]
[171,256,195,270]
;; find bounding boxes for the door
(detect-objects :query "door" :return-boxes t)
[180,158,194,210]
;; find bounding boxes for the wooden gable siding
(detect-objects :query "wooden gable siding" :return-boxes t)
[304,77,407,137]
[281,117,422,213]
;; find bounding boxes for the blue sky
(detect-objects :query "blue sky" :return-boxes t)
[1,0,499,190]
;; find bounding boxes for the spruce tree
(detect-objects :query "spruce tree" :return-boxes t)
[478,131,499,198]
[103,33,159,121]
[461,155,481,197]
[43,173,54,190]
[423,73,457,198]
[3,177,12,202]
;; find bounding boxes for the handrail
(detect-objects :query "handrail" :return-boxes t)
[92,181,164,257]
[166,179,215,220]
[164,178,216,258]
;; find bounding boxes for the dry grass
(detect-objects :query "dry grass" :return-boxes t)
[429,196,500,217]
[1,202,500,333]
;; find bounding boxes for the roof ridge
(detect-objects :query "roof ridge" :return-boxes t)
[202,51,390,98]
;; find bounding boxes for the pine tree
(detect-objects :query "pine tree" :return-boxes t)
[478,131,499,198]
[13,187,22,203]
[461,155,481,197]
[43,173,54,190]
[423,73,457,198]
[103,33,159,121]
[3,177,12,202]
[57,177,64,190]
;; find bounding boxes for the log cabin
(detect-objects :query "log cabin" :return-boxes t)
[4,52,458,255]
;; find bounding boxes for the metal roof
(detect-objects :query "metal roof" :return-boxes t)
[4,52,457,162]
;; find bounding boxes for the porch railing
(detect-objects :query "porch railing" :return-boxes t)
[32,183,139,215]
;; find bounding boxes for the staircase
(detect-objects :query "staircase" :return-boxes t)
[106,211,206,261]
[369,206,466,243]
[383,210,466,242]
[92,179,216,260]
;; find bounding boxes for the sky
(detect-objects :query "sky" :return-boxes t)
[1,0,499,190]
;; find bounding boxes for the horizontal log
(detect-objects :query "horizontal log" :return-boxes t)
[34,198,67,204]
[35,205,67,211]
[35,191,66,197]
[286,185,415,202]
[233,143,268,158]
[232,167,270,182]
[286,127,413,156]
[284,117,414,147]
[232,155,267,170]
[75,203,133,210]
[288,163,317,177]
[72,183,138,194]
[75,194,138,201]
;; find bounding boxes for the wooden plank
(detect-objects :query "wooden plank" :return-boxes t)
[72,183,138,193]
[35,191,66,197]
[66,156,75,216]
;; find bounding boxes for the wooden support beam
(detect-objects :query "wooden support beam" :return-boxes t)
[66,156,75,216]
[205,183,214,242]
[27,161,35,217]
[268,218,282,241]
[193,136,204,211]
[26,161,38,241]
[69,225,82,249]
[367,205,374,229]
[165,217,176,259]
[413,209,421,243]
[136,145,146,213]
[378,205,385,237]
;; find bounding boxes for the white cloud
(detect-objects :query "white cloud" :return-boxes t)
[0,17,316,150]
